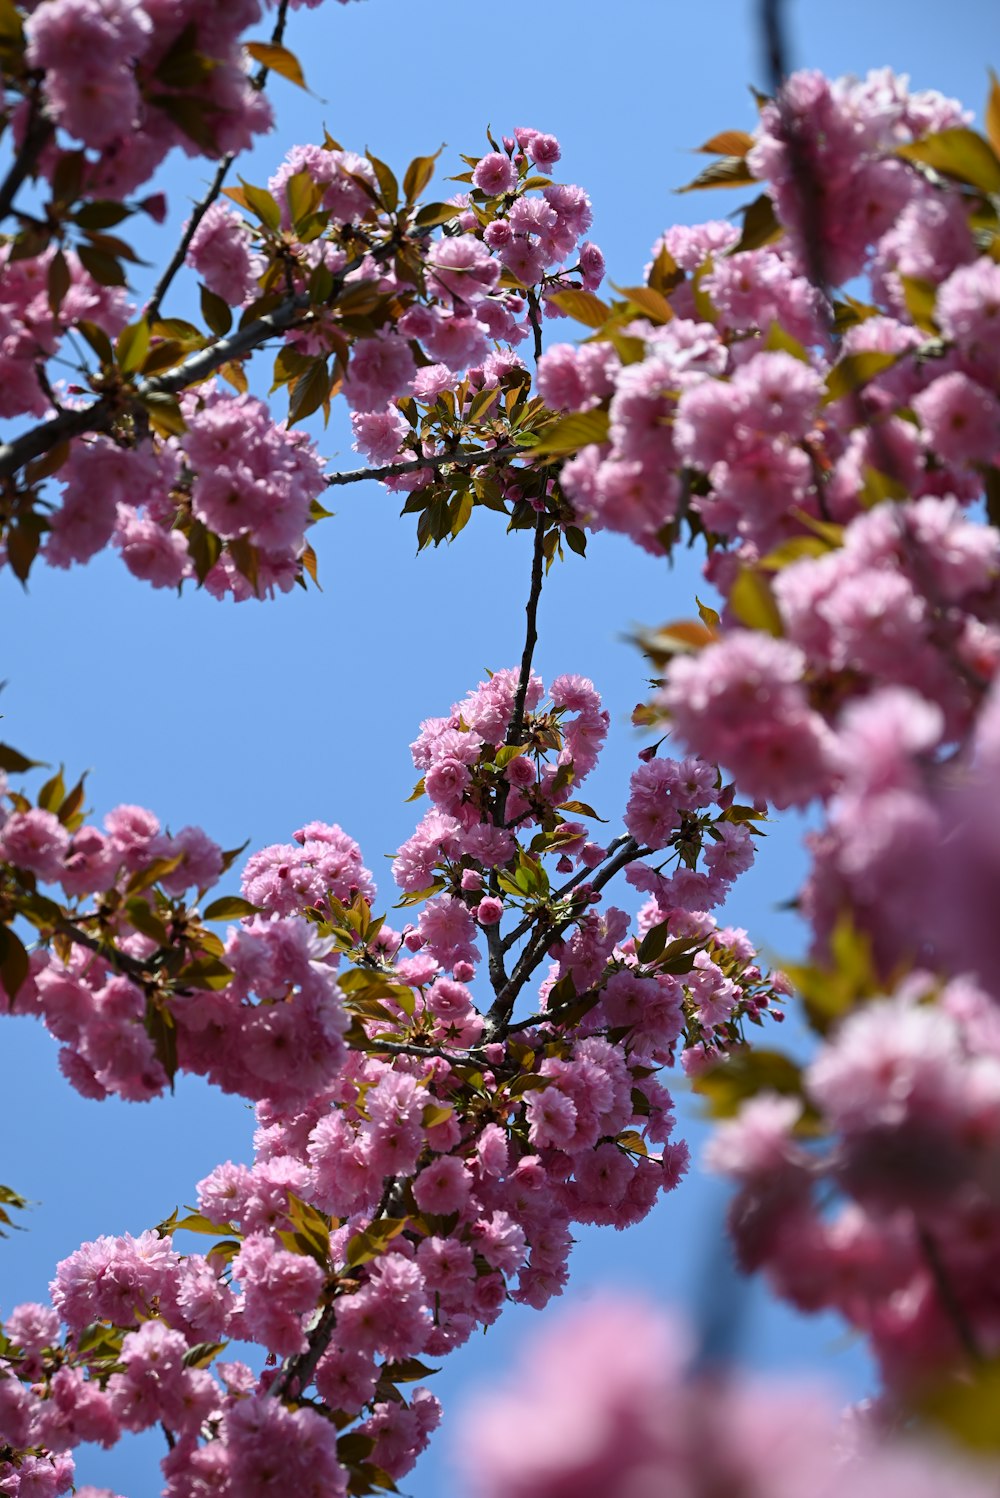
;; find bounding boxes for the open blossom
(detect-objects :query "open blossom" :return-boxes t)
[186,201,263,305]
[661,633,835,808]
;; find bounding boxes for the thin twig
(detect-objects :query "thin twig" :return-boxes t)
[506,512,547,750]
[325,444,523,488]
[500,834,631,954]
[485,836,643,1035]
[918,1225,982,1364]
[144,0,293,322]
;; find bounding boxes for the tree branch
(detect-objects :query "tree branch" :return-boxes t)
[0,293,310,480]
[918,1225,982,1365]
[143,0,293,323]
[484,835,643,1036]
[506,512,546,750]
[0,90,53,226]
[325,444,523,488]
[269,1174,398,1401]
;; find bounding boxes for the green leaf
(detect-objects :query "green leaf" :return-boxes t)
[762,321,808,362]
[47,250,71,315]
[919,1360,1000,1451]
[200,284,233,338]
[366,151,399,212]
[124,897,170,947]
[0,744,43,775]
[696,595,721,629]
[0,928,30,1001]
[898,274,938,334]
[168,1211,239,1237]
[823,350,899,404]
[647,241,683,293]
[697,129,754,156]
[183,1341,228,1369]
[897,127,1000,195]
[546,289,611,328]
[284,170,322,231]
[36,767,65,813]
[116,318,151,373]
[175,956,233,991]
[146,1001,178,1087]
[677,155,757,193]
[403,149,443,205]
[988,69,1000,160]
[244,40,308,89]
[288,358,331,426]
[529,409,610,458]
[141,391,187,438]
[345,1217,407,1268]
[77,244,127,287]
[613,284,673,323]
[202,896,260,922]
[731,192,782,254]
[382,1357,439,1383]
[637,921,670,964]
[727,568,783,636]
[692,1047,806,1117]
[556,799,607,821]
[126,854,184,895]
[238,179,281,233]
[414,202,461,228]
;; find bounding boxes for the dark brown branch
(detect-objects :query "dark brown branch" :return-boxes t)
[0,293,309,480]
[325,444,523,488]
[506,512,546,750]
[144,0,292,322]
[484,836,643,1036]
[0,90,53,225]
[269,1174,397,1401]
[499,834,632,954]
[919,1225,982,1364]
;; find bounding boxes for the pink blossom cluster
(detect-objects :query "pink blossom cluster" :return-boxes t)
[0,794,349,1107]
[709,969,1000,1393]
[395,669,608,910]
[185,201,266,307]
[539,74,1000,569]
[0,245,130,422]
[242,819,377,917]
[276,125,606,477]
[749,67,970,286]
[455,1295,999,1498]
[40,384,328,596]
[0,648,784,1492]
[23,0,276,199]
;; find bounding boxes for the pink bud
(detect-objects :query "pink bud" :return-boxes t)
[476,896,504,925]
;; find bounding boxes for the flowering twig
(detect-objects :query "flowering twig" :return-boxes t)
[324,444,524,488]
[144,0,292,322]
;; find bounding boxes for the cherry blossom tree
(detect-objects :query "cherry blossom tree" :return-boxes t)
[2,0,1000,1494]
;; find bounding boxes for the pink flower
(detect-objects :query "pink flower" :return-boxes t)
[472,152,517,196]
[344,332,417,412]
[475,895,503,925]
[412,1155,472,1215]
[0,808,69,880]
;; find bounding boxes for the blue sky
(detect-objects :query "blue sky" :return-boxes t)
[2,1,999,1492]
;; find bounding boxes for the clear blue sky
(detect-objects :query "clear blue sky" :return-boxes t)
[2,2,999,1492]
